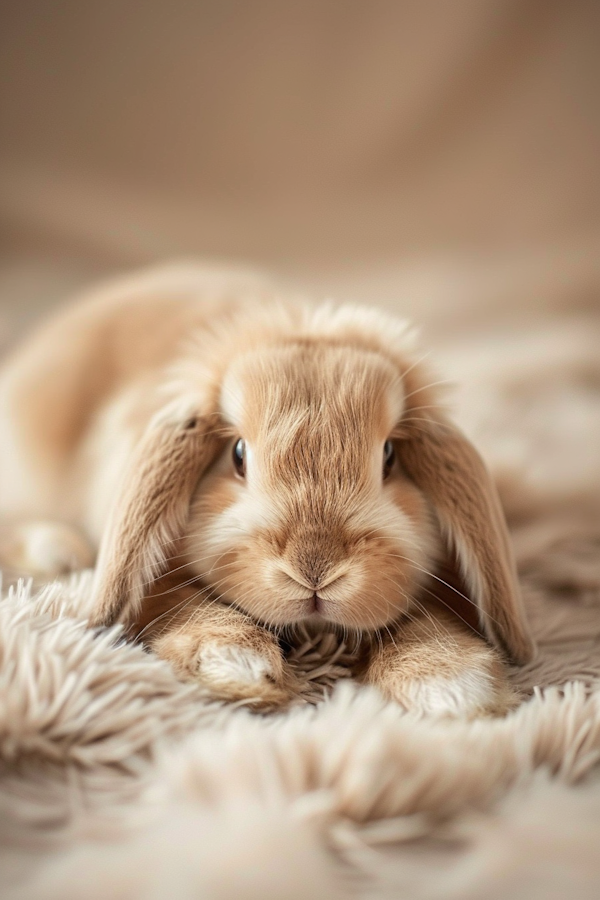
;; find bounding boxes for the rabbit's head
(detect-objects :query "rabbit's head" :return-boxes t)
[184,338,435,632]
[92,304,534,664]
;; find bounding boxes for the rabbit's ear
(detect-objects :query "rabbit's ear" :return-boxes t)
[396,416,535,664]
[90,415,222,627]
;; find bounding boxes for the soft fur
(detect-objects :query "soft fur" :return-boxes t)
[0,265,533,714]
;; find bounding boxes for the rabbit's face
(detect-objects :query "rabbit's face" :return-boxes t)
[184,343,437,630]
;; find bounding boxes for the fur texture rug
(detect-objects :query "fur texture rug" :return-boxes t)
[1,313,600,899]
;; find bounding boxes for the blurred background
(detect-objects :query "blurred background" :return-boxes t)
[0,0,599,354]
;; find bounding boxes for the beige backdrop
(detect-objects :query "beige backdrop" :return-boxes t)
[1,0,599,346]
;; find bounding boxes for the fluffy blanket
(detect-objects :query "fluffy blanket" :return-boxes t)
[1,313,600,900]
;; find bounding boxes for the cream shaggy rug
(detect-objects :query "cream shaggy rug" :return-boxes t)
[1,312,600,899]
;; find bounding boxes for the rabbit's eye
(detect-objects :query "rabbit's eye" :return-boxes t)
[383,439,395,479]
[233,438,246,477]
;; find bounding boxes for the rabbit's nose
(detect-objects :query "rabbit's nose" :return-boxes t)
[274,558,348,597]
[299,570,323,590]
[296,564,344,592]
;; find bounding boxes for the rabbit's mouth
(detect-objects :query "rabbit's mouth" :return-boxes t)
[305,592,325,616]
[284,592,326,617]
[310,592,323,614]
[296,590,365,624]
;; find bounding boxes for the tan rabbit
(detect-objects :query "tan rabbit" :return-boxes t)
[0,264,533,714]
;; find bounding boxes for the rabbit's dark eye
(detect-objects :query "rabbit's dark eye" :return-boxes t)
[383,439,395,479]
[233,438,246,477]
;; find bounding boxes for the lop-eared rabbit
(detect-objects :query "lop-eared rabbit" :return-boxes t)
[0,266,533,714]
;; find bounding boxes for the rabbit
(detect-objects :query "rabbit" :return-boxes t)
[0,263,534,715]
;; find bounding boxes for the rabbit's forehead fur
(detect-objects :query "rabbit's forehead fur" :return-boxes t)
[221,343,405,469]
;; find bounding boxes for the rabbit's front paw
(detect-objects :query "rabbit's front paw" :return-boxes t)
[196,640,294,709]
[362,608,518,718]
[151,612,297,710]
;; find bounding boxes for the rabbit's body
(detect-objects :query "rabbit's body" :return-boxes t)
[0,264,533,714]
[0,266,257,535]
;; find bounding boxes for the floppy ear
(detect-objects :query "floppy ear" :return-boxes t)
[397,416,535,664]
[90,415,222,628]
